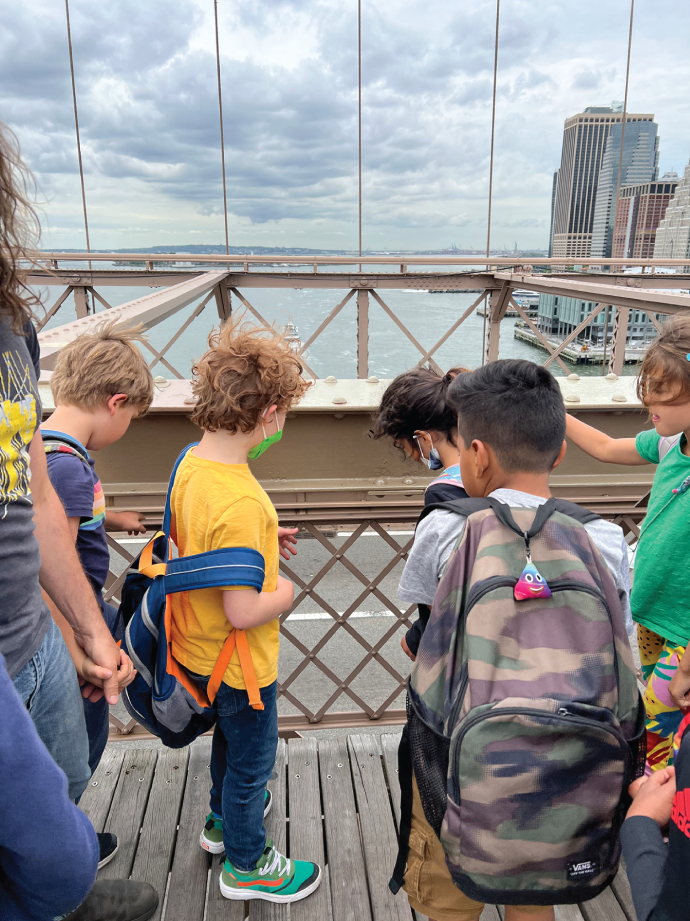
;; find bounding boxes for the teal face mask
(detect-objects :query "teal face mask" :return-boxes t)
[248,413,283,460]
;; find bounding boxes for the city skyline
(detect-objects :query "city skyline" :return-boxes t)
[3,0,690,252]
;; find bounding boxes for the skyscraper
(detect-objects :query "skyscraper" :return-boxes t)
[612,172,679,260]
[590,121,659,258]
[654,160,690,266]
[548,170,559,257]
[551,105,657,260]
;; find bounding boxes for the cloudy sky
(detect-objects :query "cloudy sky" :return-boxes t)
[3,0,690,252]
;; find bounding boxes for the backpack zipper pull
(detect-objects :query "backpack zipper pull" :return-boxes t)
[558,707,570,716]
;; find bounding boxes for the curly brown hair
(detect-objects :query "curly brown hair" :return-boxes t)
[637,316,690,406]
[0,121,42,332]
[190,319,310,433]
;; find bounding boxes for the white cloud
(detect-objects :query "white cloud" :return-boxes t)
[3,0,690,251]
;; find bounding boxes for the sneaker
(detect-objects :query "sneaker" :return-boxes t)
[97,832,119,869]
[63,880,158,921]
[200,790,273,854]
[219,838,321,903]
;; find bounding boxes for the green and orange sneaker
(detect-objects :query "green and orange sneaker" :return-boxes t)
[219,838,321,903]
[200,791,273,854]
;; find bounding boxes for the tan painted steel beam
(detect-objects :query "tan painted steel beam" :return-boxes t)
[493,272,690,315]
[38,270,230,370]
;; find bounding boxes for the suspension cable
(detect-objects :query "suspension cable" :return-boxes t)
[214,0,230,261]
[64,0,91,270]
[358,0,362,270]
[611,0,635,273]
[482,0,500,365]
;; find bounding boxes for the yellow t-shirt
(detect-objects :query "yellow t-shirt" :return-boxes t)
[169,449,279,689]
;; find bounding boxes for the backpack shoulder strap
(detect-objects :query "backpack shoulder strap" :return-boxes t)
[162,442,199,538]
[659,433,683,462]
[42,434,90,469]
[553,498,601,526]
[417,497,492,526]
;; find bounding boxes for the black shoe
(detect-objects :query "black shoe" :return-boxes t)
[64,880,159,921]
[97,832,119,869]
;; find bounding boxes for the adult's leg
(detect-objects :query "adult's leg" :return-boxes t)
[218,681,278,871]
[82,601,121,776]
[12,619,91,801]
[638,625,686,771]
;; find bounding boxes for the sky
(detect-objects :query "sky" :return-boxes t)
[3,0,690,253]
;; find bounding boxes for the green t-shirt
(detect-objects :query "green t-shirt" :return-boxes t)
[632,428,690,645]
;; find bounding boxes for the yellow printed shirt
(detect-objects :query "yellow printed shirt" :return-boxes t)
[169,449,280,689]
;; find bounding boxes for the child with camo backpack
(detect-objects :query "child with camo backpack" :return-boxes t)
[391,361,638,921]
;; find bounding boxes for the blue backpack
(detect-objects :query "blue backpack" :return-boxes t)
[120,444,266,748]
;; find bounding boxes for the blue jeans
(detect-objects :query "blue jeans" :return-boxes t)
[82,601,122,776]
[12,619,91,802]
[201,678,278,870]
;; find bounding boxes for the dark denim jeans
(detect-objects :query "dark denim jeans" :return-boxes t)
[199,678,278,871]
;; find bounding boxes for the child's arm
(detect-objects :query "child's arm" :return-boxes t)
[566,414,651,466]
[223,575,294,630]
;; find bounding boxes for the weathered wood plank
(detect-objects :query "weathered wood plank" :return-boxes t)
[248,738,288,921]
[579,886,628,921]
[380,734,403,829]
[165,738,212,921]
[320,736,372,921]
[348,734,410,921]
[610,866,637,921]
[100,749,157,880]
[207,853,244,921]
[288,737,331,921]
[130,746,189,920]
[79,746,125,832]
[554,906,586,921]
[480,908,501,921]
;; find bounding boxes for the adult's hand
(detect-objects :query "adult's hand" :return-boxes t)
[627,766,676,825]
[669,656,690,712]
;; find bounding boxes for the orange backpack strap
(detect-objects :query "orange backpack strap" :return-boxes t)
[139,532,167,579]
[206,629,264,710]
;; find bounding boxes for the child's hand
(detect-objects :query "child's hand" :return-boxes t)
[78,648,137,702]
[627,767,676,826]
[669,666,690,712]
[278,527,299,560]
[401,636,416,662]
[106,510,147,534]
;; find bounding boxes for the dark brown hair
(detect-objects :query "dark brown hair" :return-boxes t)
[637,316,690,406]
[191,318,310,433]
[370,366,469,450]
[0,121,42,332]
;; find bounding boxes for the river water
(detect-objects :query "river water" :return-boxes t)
[35,263,639,380]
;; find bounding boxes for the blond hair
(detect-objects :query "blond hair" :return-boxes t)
[50,321,154,413]
[191,319,310,433]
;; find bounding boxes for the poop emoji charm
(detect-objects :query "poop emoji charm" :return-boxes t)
[514,562,551,601]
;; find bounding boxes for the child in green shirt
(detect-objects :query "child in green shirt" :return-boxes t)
[566,316,690,772]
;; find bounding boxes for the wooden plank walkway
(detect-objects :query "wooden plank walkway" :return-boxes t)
[79,733,636,921]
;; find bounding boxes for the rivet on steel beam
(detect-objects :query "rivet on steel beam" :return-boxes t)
[566,373,580,381]
[374,479,386,486]
[324,376,337,383]
[612,394,628,402]
[367,376,379,383]
[605,373,618,381]
[403,477,415,485]
[564,394,580,403]
[333,396,347,405]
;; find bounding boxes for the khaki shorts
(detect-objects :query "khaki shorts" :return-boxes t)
[403,777,552,921]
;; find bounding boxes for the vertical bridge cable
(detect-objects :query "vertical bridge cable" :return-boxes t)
[358,0,363,272]
[214,0,230,262]
[64,0,91,272]
[482,0,500,365]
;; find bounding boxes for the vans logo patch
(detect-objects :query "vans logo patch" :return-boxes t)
[567,860,598,880]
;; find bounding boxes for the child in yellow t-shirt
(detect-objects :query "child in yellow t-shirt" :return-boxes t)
[170,320,321,905]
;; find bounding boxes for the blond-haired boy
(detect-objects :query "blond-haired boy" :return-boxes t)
[171,320,321,904]
[39,321,153,864]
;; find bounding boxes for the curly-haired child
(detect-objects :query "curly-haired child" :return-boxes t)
[171,319,321,904]
[566,316,690,772]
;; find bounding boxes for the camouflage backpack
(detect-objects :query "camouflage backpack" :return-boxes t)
[390,497,645,907]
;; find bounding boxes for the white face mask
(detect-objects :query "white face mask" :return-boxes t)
[414,433,444,470]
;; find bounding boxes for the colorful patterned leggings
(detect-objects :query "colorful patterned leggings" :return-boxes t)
[638,624,687,771]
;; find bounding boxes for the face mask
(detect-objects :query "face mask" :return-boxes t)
[248,412,283,460]
[414,434,444,470]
